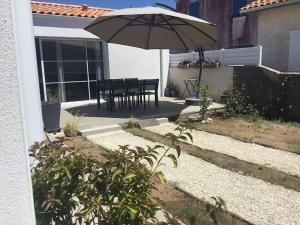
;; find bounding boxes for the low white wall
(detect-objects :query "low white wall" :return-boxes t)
[168,67,233,101]
[107,43,169,96]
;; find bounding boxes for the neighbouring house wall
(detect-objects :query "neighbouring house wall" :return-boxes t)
[288,30,300,72]
[168,67,233,101]
[107,44,169,96]
[234,66,300,121]
[257,4,300,71]
[0,0,44,224]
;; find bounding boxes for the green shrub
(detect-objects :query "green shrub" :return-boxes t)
[199,84,212,120]
[223,85,258,118]
[31,125,193,225]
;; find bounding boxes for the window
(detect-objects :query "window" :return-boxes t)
[232,0,248,17]
[189,1,200,18]
[36,39,104,102]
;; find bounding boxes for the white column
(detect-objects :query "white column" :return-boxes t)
[0,0,43,224]
[13,0,45,146]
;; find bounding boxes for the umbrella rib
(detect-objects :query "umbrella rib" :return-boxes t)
[85,16,120,30]
[158,15,188,50]
[107,15,145,42]
[146,15,155,49]
[176,18,217,43]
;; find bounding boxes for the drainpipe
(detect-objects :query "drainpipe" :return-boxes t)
[160,49,164,97]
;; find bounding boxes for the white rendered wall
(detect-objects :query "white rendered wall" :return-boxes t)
[169,67,233,101]
[0,0,44,224]
[288,30,300,72]
[107,43,169,96]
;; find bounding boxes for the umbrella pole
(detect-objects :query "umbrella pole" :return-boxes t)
[196,47,204,98]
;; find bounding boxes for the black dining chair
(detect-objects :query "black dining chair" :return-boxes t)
[125,78,140,109]
[97,79,112,110]
[141,79,159,108]
[111,79,125,111]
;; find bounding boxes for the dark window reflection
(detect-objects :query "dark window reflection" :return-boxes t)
[61,40,85,61]
[42,40,58,61]
[62,62,87,82]
[89,81,97,99]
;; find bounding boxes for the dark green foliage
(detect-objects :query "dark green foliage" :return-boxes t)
[223,85,259,119]
[199,85,212,120]
[31,125,193,225]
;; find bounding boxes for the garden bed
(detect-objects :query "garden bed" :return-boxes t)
[176,113,300,155]
[64,136,254,225]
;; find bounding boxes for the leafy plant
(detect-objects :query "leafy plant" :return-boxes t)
[63,121,78,137]
[31,124,193,225]
[179,205,197,225]
[199,84,212,120]
[45,89,60,103]
[223,85,258,118]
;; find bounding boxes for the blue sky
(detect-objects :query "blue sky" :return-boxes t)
[36,0,176,9]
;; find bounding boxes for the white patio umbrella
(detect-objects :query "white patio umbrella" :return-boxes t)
[85,6,217,102]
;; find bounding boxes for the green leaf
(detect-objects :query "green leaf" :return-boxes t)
[167,154,178,167]
[156,171,165,183]
[185,132,193,143]
[144,157,154,167]
[175,145,181,157]
[125,205,138,219]
[112,169,122,181]
[62,166,71,179]
[124,172,136,180]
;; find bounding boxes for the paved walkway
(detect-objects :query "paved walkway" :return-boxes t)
[88,130,300,225]
[147,123,300,177]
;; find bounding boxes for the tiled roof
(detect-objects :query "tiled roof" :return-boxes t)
[241,0,295,12]
[31,1,113,18]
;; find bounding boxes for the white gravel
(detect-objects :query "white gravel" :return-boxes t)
[146,123,300,177]
[88,131,300,225]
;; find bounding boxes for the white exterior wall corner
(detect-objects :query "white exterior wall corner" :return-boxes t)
[0,0,44,224]
[257,3,300,71]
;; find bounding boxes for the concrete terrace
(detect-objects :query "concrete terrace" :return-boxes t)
[60,97,223,135]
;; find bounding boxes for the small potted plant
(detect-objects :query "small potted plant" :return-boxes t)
[177,60,191,69]
[203,59,220,68]
[166,83,179,97]
[41,90,61,133]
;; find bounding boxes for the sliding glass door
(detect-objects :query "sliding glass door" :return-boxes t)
[36,38,104,102]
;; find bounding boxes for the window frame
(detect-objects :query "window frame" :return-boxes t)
[38,38,104,102]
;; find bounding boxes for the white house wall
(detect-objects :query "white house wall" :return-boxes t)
[33,14,170,97]
[107,43,169,96]
[257,3,300,71]
[0,0,44,224]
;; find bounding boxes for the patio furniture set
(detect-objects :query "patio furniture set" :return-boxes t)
[97,78,159,111]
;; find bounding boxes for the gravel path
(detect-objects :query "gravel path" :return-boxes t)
[88,131,300,225]
[146,123,300,177]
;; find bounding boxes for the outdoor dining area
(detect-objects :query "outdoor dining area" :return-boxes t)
[97,78,159,111]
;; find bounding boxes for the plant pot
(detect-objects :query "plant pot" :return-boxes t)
[42,102,61,133]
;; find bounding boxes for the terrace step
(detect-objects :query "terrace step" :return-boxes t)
[79,118,169,137]
[78,124,122,137]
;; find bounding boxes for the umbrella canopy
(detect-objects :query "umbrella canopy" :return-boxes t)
[84,6,217,50]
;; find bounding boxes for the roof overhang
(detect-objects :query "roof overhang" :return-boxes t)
[240,0,300,14]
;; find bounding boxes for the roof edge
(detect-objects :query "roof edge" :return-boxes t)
[240,0,300,14]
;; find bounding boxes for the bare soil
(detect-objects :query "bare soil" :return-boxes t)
[153,182,253,225]
[127,128,300,192]
[176,114,300,154]
[66,136,254,225]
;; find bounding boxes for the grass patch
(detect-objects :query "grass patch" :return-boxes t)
[126,128,300,192]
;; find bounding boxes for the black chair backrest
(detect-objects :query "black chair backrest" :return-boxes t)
[98,79,112,92]
[111,79,125,94]
[143,79,159,91]
[125,78,139,92]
